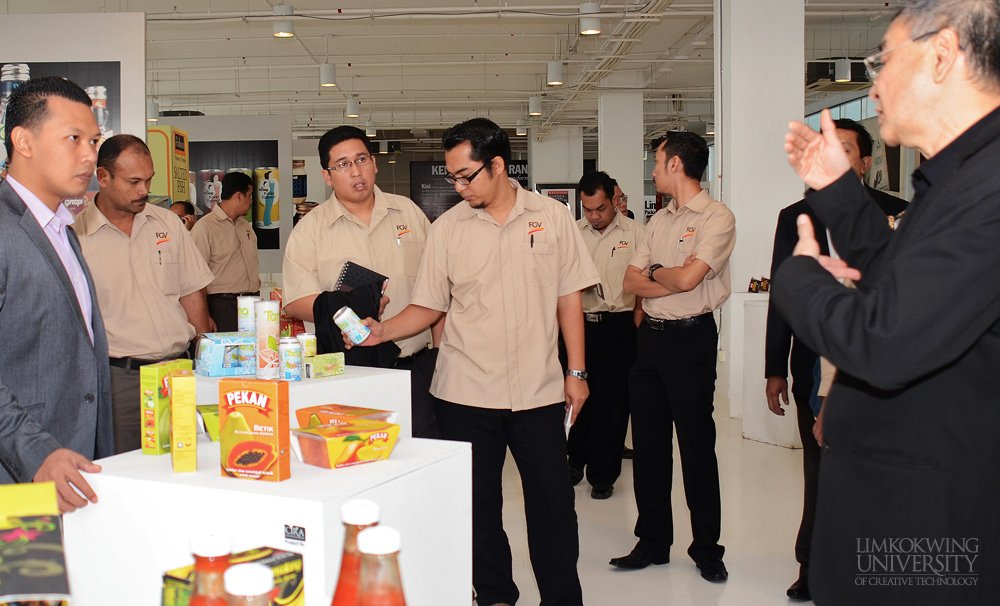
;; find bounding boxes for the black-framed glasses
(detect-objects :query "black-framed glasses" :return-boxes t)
[444,164,487,186]
[325,153,372,173]
[864,29,941,80]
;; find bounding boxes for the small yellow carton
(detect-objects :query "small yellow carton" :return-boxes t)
[168,369,198,472]
[140,359,193,455]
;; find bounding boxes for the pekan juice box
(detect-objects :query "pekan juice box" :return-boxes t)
[168,369,197,473]
[218,378,290,482]
[292,419,400,469]
[140,359,193,455]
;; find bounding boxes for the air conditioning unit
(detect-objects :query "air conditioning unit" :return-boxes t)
[805,61,870,92]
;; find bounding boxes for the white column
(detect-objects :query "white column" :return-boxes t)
[528,126,584,186]
[716,0,804,422]
[598,72,645,219]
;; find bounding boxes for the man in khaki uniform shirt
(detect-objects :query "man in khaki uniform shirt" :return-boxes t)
[282,125,439,437]
[613,131,736,583]
[191,171,261,331]
[75,135,214,454]
[568,170,646,501]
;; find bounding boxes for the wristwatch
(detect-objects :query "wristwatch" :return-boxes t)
[647,263,664,280]
[566,369,589,381]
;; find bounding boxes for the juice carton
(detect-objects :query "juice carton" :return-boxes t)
[197,404,220,441]
[292,419,400,469]
[302,352,345,378]
[168,369,197,473]
[195,331,256,377]
[161,547,304,606]
[295,403,398,428]
[139,359,194,455]
[218,379,290,482]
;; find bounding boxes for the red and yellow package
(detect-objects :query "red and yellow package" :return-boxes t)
[218,379,290,482]
[292,419,400,469]
[294,404,398,428]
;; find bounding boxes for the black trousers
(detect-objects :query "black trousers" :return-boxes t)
[567,312,635,486]
[435,400,583,606]
[792,391,820,570]
[394,348,441,439]
[629,317,724,563]
[207,293,240,332]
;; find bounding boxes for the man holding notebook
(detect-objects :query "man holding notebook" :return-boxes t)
[282,125,440,437]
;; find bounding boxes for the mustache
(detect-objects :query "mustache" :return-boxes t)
[134,197,149,205]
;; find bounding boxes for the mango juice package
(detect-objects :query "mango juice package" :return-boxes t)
[197,404,220,442]
[218,379,290,482]
[139,359,193,455]
[168,369,198,473]
[295,403,398,428]
[161,547,303,606]
[292,419,400,469]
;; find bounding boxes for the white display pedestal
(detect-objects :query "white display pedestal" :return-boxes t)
[196,366,413,437]
[64,437,471,606]
[739,296,802,448]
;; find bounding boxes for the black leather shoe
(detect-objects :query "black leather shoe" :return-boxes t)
[568,464,583,486]
[786,574,810,601]
[609,545,669,569]
[591,485,614,500]
[622,446,634,459]
[697,559,729,582]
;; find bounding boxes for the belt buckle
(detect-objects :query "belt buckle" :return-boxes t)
[647,317,665,330]
[585,313,603,323]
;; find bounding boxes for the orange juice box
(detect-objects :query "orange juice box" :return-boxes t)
[219,379,290,482]
[295,403,398,428]
[168,369,198,473]
[292,419,400,469]
[139,359,194,455]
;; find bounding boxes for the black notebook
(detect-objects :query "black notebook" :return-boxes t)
[334,261,388,293]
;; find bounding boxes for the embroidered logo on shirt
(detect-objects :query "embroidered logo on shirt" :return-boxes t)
[682,227,696,238]
[396,224,411,238]
[528,221,544,235]
[155,231,171,245]
[617,240,631,248]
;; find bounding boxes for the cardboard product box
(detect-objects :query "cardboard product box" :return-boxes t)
[197,404,220,442]
[293,419,400,469]
[196,332,256,377]
[219,379,291,482]
[295,403,397,428]
[161,547,304,606]
[302,352,345,379]
[147,125,189,204]
[168,370,198,473]
[140,359,194,455]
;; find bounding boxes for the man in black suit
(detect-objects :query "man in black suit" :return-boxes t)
[764,118,905,601]
[0,77,114,513]
[777,2,1000,604]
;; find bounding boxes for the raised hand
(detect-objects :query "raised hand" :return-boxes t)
[784,109,852,190]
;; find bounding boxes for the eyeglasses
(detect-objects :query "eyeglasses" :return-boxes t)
[444,164,487,186]
[863,29,940,80]
[619,193,628,202]
[325,154,372,173]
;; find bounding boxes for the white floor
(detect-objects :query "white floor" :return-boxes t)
[497,410,808,606]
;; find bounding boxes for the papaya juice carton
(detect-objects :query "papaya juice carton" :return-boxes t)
[218,379,290,482]
[168,369,197,473]
[139,359,193,455]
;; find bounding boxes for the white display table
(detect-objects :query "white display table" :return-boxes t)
[64,436,471,605]
[196,366,413,437]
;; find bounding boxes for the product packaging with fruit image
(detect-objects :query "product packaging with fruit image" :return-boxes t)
[218,378,290,481]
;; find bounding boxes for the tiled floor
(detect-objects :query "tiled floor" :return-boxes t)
[497,410,809,605]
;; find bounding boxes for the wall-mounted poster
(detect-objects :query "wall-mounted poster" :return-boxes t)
[538,183,579,218]
[409,160,529,221]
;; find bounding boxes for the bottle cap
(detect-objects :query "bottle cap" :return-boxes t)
[190,533,230,558]
[224,563,274,597]
[358,526,401,555]
[341,499,380,526]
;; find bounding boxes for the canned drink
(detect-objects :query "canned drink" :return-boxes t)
[279,337,303,381]
[255,300,281,379]
[254,167,280,229]
[296,333,317,358]
[333,306,371,345]
[237,295,261,332]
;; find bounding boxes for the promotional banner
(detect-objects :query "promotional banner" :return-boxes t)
[409,160,529,221]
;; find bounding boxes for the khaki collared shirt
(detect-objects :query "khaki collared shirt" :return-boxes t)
[190,203,260,295]
[75,200,214,359]
[630,190,735,320]
[411,180,599,410]
[577,212,646,313]
[282,185,432,357]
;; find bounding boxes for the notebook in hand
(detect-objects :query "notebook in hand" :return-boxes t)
[334,261,388,293]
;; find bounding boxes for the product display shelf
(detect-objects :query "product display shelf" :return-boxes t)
[63,435,471,605]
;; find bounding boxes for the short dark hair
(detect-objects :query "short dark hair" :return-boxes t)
[609,177,619,189]
[578,171,616,201]
[97,134,150,175]
[3,76,93,161]
[899,0,1000,89]
[441,118,512,176]
[318,125,371,169]
[833,118,874,158]
[170,201,195,216]
[652,131,709,181]
[221,171,254,200]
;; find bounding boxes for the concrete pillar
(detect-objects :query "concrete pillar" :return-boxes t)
[598,72,645,220]
[528,126,584,186]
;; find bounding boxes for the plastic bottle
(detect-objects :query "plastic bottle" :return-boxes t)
[330,499,381,606]
[189,534,231,606]
[224,563,274,606]
[357,526,407,606]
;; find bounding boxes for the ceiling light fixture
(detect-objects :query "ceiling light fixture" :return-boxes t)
[365,120,377,138]
[547,61,564,87]
[346,95,361,118]
[320,63,337,87]
[528,95,542,116]
[146,99,159,123]
[273,4,294,38]
[516,122,527,136]
[379,140,389,154]
[580,3,601,36]
[834,58,852,82]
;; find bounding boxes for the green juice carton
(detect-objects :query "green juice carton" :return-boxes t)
[139,359,193,455]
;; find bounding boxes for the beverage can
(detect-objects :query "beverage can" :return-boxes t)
[279,337,303,382]
[255,300,281,379]
[333,306,371,345]
[296,333,317,358]
[237,295,261,333]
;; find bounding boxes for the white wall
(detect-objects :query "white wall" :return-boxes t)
[528,126,584,186]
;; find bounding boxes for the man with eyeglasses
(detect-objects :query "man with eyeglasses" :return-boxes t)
[347,118,598,606]
[611,178,635,219]
[282,125,440,438]
[776,2,1000,604]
